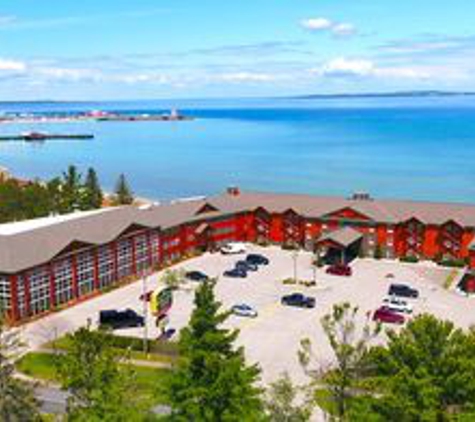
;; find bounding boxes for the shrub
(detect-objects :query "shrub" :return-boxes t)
[438,258,466,268]
[400,255,419,263]
[282,278,297,285]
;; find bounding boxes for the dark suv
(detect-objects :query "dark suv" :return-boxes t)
[281,293,316,308]
[99,309,145,329]
[388,283,419,298]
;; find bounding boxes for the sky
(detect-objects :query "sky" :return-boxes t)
[1,0,475,100]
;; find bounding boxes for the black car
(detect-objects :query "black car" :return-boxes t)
[388,283,419,298]
[236,260,258,272]
[224,268,247,278]
[99,309,145,329]
[185,270,209,282]
[246,254,270,266]
[281,293,316,308]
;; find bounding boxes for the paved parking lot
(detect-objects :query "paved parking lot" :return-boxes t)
[21,244,474,386]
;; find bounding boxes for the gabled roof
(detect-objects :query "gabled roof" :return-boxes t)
[317,227,363,248]
[1,189,475,274]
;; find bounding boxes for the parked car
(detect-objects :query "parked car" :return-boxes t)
[383,296,413,314]
[235,260,258,272]
[326,264,352,276]
[246,254,270,266]
[231,304,258,318]
[223,268,247,278]
[388,283,419,298]
[220,242,247,255]
[281,293,316,308]
[185,270,209,282]
[373,307,405,324]
[99,309,145,329]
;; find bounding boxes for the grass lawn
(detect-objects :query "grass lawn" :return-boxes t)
[16,351,171,407]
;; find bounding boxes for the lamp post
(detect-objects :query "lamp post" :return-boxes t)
[142,270,149,355]
[292,250,298,283]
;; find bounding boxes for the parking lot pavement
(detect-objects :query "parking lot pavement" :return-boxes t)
[20,245,475,386]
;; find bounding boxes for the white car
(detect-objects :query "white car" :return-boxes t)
[382,296,413,314]
[220,242,247,255]
[231,304,258,318]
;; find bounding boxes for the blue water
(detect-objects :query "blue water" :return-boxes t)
[0,96,474,202]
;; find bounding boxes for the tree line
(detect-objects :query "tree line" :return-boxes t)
[2,282,475,420]
[0,165,134,223]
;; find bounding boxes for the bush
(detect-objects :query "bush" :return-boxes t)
[438,258,466,268]
[107,335,179,357]
[282,243,299,251]
[400,255,419,263]
[282,278,297,285]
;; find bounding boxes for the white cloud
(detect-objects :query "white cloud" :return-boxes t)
[37,67,102,82]
[0,58,26,72]
[314,57,435,80]
[301,17,357,37]
[301,18,333,31]
[319,58,374,77]
[218,72,278,83]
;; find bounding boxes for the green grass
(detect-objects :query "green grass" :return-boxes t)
[16,351,171,407]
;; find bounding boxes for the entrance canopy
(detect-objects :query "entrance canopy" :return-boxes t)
[316,227,363,250]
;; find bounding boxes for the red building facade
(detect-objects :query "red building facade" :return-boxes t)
[1,190,475,323]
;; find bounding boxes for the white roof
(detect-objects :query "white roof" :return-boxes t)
[0,208,116,236]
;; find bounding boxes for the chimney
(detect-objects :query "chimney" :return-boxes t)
[226,186,240,196]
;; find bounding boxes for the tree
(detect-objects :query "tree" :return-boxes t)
[81,168,103,210]
[0,314,39,421]
[299,302,380,419]
[113,174,134,205]
[56,325,142,421]
[264,372,314,422]
[60,165,82,213]
[167,280,264,421]
[162,269,186,291]
[365,314,475,420]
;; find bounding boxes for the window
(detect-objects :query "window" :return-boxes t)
[53,259,74,305]
[98,245,115,288]
[0,275,10,312]
[117,238,133,279]
[76,251,95,297]
[28,266,51,315]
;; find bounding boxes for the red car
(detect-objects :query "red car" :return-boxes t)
[373,307,405,324]
[326,264,352,276]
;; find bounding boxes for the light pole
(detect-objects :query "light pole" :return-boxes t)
[292,250,298,283]
[142,270,149,355]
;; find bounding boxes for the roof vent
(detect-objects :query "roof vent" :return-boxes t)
[350,192,373,201]
[226,186,240,196]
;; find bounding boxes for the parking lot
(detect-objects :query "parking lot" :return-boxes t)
[21,244,475,384]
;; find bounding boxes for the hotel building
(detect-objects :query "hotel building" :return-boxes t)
[1,188,475,323]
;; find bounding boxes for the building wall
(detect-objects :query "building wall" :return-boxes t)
[3,207,475,324]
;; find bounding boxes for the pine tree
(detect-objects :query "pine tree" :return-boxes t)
[167,280,264,421]
[81,168,103,210]
[113,174,134,205]
[60,165,82,213]
[56,326,142,421]
[0,314,39,421]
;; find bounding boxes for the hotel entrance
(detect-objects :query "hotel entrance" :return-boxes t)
[315,227,363,265]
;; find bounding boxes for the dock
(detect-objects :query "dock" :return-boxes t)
[0,133,94,142]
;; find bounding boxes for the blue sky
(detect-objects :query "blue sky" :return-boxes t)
[1,0,475,100]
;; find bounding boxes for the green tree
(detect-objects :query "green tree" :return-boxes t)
[60,165,82,213]
[167,280,264,421]
[162,269,186,291]
[0,314,40,421]
[264,372,314,422]
[81,168,103,210]
[365,314,475,421]
[299,302,380,420]
[56,325,142,421]
[113,174,134,205]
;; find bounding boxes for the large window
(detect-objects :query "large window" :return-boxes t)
[98,245,115,288]
[28,266,50,315]
[117,238,133,279]
[53,259,74,305]
[0,275,10,313]
[134,234,149,272]
[76,251,95,297]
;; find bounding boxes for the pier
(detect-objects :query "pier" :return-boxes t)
[0,133,94,142]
